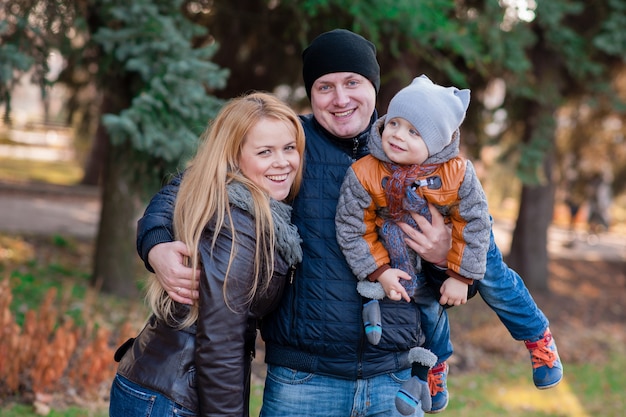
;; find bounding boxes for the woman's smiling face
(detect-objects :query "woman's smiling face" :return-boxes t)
[238,118,301,201]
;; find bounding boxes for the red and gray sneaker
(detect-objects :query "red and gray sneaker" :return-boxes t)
[426,362,448,413]
[524,328,563,389]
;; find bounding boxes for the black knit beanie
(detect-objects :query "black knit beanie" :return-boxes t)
[302,29,380,98]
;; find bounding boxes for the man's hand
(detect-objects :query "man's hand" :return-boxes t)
[148,241,200,305]
[439,277,468,306]
[377,268,412,302]
[398,203,451,267]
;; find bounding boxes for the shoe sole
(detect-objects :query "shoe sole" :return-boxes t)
[536,376,563,390]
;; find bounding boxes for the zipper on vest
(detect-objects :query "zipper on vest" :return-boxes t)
[357,329,366,379]
[352,137,359,161]
[288,266,296,284]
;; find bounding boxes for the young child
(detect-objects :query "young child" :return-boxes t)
[336,75,563,414]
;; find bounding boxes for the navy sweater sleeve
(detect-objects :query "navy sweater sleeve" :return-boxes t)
[136,174,181,272]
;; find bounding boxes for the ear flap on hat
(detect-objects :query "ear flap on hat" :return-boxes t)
[455,89,470,112]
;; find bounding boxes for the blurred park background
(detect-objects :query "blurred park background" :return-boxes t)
[1,1,625,416]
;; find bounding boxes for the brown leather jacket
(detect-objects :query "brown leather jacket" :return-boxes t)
[116,200,299,416]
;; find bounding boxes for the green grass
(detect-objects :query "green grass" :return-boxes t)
[2,234,94,326]
[444,355,626,417]
[0,404,107,417]
[250,384,264,416]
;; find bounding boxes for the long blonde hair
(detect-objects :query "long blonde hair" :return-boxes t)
[146,92,305,328]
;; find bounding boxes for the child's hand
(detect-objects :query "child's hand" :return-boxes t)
[439,277,468,306]
[378,268,411,302]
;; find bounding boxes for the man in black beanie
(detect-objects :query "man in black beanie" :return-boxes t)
[136,28,454,416]
[258,29,452,416]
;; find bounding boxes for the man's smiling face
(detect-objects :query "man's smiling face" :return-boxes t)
[310,72,376,139]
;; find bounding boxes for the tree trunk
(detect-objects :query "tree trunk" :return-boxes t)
[507,154,555,291]
[80,128,107,186]
[506,103,557,292]
[506,20,565,293]
[89,80,140,297]
[92,135,143,297]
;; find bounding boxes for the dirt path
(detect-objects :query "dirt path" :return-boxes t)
[0,181,100,238]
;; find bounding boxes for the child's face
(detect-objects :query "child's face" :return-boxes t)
[381,117,429,165]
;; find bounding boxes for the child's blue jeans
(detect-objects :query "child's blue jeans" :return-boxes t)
[421,229,549,363]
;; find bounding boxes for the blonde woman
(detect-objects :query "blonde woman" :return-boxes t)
[110,92,305,417]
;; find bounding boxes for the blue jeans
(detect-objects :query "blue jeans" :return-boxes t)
[109,374,197,417]
[261,365,420,417]
[477,230,549,340]
[414,283,452,364]
[419,230,549,363]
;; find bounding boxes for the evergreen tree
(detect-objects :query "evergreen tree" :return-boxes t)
[1,0,228,296]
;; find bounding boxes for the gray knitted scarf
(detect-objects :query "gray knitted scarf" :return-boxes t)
[227,181,302,266]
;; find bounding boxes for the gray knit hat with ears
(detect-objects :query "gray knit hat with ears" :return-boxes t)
[385,74,470,156]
